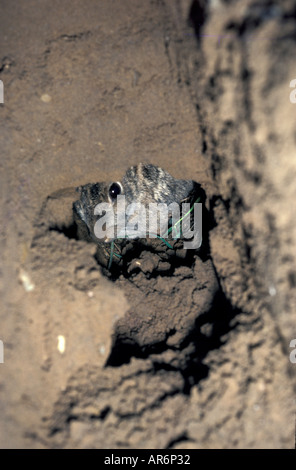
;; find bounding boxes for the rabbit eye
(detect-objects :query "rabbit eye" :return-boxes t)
[109,182,122,201]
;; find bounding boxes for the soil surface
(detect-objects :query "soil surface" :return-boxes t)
[0,0,295,448]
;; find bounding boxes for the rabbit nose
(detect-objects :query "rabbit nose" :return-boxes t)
[73,200,87,225]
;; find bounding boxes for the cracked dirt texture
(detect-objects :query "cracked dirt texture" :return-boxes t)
[0,0,295,448]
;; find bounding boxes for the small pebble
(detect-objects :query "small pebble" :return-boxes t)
[19,269,35,292]
[57,335,66,354]
[99,344,106,355]
[268,285,276,296]
[41,94,52,103]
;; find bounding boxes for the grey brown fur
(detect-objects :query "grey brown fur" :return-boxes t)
[74,164,198,239]
[122,163,195,206]
[73,163,201,270]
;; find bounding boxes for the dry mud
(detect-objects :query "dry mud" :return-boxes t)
[0,0,295,448]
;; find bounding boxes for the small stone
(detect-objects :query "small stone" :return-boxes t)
[19,269,35,292]
[41,94,52,103]
[99,344,106,355]
[57,335,66,354]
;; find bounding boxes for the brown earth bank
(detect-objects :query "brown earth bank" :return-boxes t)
[0,0,295,448]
